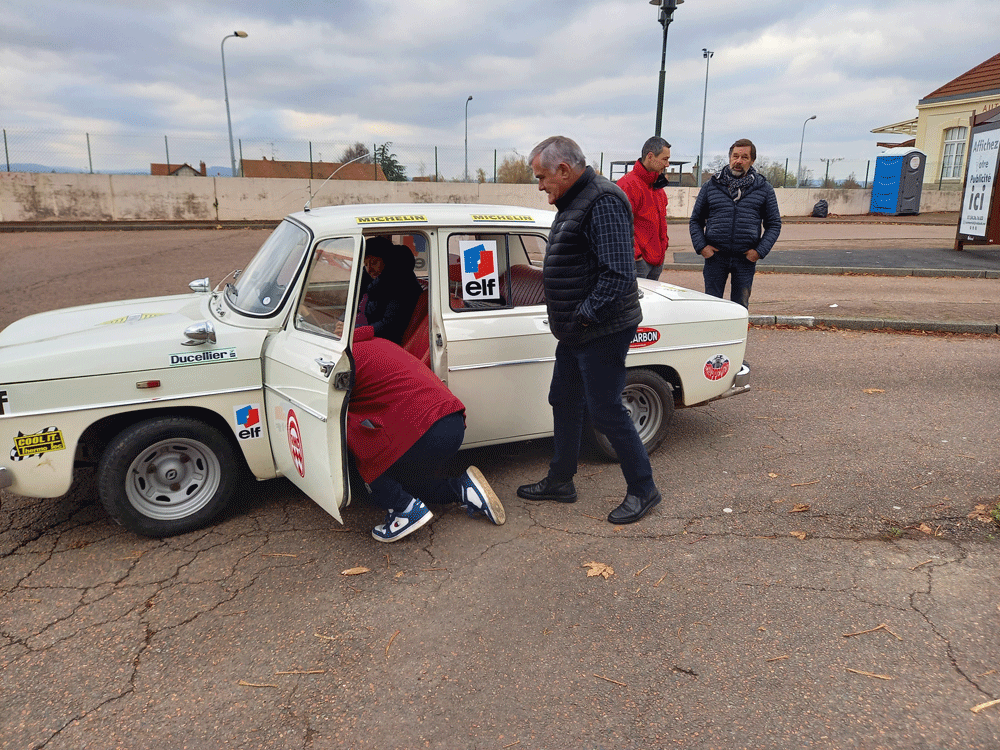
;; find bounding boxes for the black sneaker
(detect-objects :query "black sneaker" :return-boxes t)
[517,476,577,503]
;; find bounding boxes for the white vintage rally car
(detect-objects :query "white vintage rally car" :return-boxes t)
[0,204,749,537]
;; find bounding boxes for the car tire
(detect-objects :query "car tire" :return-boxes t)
[97,417,239,538]
[591,369,674,460]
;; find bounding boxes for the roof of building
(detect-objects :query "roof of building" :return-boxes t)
[240,158,386,180]
[920,52,1000,104]
[150,162,207,176]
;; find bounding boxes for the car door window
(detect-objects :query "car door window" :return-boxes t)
[447,232,546,311]
[296,237,356,338]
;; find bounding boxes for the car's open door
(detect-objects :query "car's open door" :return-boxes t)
[262,236,363,522]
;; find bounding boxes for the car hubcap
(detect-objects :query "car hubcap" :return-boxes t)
[125,438,221,520]
[621,384,662,444]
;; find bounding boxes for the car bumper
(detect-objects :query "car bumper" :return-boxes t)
[0,466,12,490]
[707,363,751,403]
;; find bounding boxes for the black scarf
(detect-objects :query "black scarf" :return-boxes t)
[714,165,756,201]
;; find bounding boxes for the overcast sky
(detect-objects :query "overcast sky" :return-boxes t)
[3,0,1000,180]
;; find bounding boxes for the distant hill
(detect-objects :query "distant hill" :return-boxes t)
[5,163,235,176]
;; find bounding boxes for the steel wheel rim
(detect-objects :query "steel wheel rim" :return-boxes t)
[621,384,663,444]
[124,438,221,521]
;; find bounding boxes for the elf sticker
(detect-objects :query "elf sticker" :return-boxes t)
[459,240,500,301]
[704,355,730,381]
[234,404,262,440]
[287,409,305,477]
[630,327,660,348]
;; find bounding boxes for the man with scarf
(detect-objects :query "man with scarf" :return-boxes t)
[617,136,671,280]
[689,138,781,309]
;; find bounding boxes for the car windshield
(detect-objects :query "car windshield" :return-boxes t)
[226,220,311,316]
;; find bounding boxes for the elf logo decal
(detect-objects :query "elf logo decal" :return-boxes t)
[287,409,305,477]
[235,404,262,440]
[459,240,500,300]
[0,389,9,416]
[169,348,237,367]
[704,355,730,381]
[630,327,660,348]
[11,427,66,461]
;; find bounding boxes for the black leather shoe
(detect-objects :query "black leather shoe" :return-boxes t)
[608,489,661,524]
[517,476,577,503]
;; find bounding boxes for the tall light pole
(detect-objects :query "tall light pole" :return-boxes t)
[221,30,248,177]
[649,0,683,138]
[698,48,713,187]
[797,115,816,188]
[464,95,473,182]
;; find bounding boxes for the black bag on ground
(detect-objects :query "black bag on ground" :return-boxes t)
[811,199,829,218]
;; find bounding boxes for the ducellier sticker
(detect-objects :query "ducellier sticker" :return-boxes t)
[630,327,660,348]
[471,214,534,222]
[356,215,427,224]
[11,427,66,461]
[169,348,238,367]
[0,389,9,416]
[704,355,730,381]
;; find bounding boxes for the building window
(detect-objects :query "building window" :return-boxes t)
[940,126,968,180]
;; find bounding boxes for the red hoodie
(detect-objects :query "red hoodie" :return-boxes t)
[617,159,669,266]
[347,326,465,482]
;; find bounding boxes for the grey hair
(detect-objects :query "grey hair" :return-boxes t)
[641,136,671,158]
[529,136,586,172]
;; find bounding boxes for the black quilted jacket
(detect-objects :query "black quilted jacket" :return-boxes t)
[689,172,782,258]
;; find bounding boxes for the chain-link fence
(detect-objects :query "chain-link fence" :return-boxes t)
[3,127,882,187]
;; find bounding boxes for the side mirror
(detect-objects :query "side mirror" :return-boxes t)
[182,321,217,346]
[189,278,211,293]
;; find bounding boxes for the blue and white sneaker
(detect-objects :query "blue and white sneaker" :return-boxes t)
[371,498,433,542]
[458,466,506,525]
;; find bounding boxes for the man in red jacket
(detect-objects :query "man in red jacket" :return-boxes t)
[617,136,671,280]
[348,325,505,542]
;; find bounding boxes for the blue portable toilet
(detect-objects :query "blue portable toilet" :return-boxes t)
[870,147,926,215]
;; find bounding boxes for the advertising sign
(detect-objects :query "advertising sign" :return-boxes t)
[459,240,501,301]
[958,120,1000,239]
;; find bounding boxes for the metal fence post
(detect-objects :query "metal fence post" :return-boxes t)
[86,133,93,173]
[435,147,438,182]
[164,135,170,171]
[3,129,9,172]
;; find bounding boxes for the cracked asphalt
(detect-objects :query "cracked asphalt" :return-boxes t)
[2,228,1000,749]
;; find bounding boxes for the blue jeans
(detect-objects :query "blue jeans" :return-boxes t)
[635,258,663,280]
[367,411,466,512]
[548,327,656,497]
[703,252,757,309]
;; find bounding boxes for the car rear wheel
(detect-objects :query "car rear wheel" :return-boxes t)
[98,417,238,538]
[592,369,674,460]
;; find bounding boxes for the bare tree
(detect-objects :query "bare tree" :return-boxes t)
[339,142,373,164]
[496,155,534,184]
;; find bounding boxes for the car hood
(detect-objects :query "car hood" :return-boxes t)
[0,294,266,384]
[639,279,749,319]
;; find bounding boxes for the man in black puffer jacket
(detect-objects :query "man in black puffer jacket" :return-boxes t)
[689,138,781,309]
[516,136,661,525]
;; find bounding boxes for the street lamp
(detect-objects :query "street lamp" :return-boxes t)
[221,30,248,177]
[698,48,713,187]
[464,95,473,182]
[797,115,816,188]
[649,0,684,138]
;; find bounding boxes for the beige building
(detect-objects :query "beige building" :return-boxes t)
[873,52,1000,189]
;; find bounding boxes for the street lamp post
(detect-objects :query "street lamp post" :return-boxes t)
[221,30,248,177]
[797,115,816,188]
[464,95,473,182]
[698,48,713,187]
[649,0,683,138]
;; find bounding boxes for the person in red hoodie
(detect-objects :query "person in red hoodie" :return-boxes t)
[616,136,671,280]
[348,325,505,542]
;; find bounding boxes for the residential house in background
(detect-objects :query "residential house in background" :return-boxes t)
[150,161,207,176]
[240,157,386,181]
[873,52,1000,189]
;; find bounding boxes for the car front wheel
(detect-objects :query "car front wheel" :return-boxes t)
[97,417,238,538]
[592,369,674,460]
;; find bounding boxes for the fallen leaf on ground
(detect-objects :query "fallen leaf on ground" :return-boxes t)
[790,531,807,540]
[768,472,779,478]
[863,388,885,394]
[789,503,811,513]
[583,562,614,579]
[341,567,370,576]
[917,523,934,535]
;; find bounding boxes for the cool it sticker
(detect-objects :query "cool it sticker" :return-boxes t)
[11,427,66,461]
[630,327,660,348]
[287,409,305,477]
[234,404,262,440]
[704,355,731,381]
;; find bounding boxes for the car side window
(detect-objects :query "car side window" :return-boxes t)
[447,233,546,311]
[296,237,357,338]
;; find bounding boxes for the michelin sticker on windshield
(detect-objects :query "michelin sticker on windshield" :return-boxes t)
[169,348,238,367]
[704,355,730,381]
[356,214,427,224]
[11,427,66,461]
[630,327,660,348]
[471,214,534,222]
[460,240,500,301]
[234,404,263,440]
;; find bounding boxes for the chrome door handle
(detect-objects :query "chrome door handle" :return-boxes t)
[315,357,335,377]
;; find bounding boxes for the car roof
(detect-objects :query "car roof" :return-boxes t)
[287,203,555,235]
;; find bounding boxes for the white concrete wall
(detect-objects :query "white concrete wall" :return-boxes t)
[0,171,961,223]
